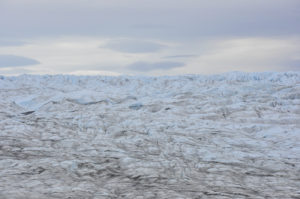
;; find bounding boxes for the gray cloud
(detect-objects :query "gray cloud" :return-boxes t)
[0,0,299,40]
[127,61,184,71]
[103,39,164,53]
[284,59,300,71]
[0,55,40,68]
[0,40,26,46]
[163,54,198,59]
[0,0,299,75]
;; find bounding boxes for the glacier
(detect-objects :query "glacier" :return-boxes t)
[0,72,300,198]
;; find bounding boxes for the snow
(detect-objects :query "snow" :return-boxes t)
[0,72,300,198]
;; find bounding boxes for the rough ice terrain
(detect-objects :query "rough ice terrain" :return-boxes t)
[0,72,300,199]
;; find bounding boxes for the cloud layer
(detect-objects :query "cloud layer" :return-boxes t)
[0,36,299,75]
[0,40,26,46]
[127,61,185,72]
[0,55,40,68]
[0,0,299,75]
[103,39,164,53]
[1,0,299,39]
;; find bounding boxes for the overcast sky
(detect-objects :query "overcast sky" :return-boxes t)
[0,0,299,76]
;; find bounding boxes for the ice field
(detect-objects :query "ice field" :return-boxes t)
[0,72,299,198]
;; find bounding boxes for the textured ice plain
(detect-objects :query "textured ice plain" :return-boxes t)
[0,72,300,199]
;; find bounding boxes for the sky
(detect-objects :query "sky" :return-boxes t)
[0,0,300,76]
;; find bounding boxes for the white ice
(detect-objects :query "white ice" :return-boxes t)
[0,72,299,198]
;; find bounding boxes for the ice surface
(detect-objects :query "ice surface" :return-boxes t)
[0,72,300,198]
